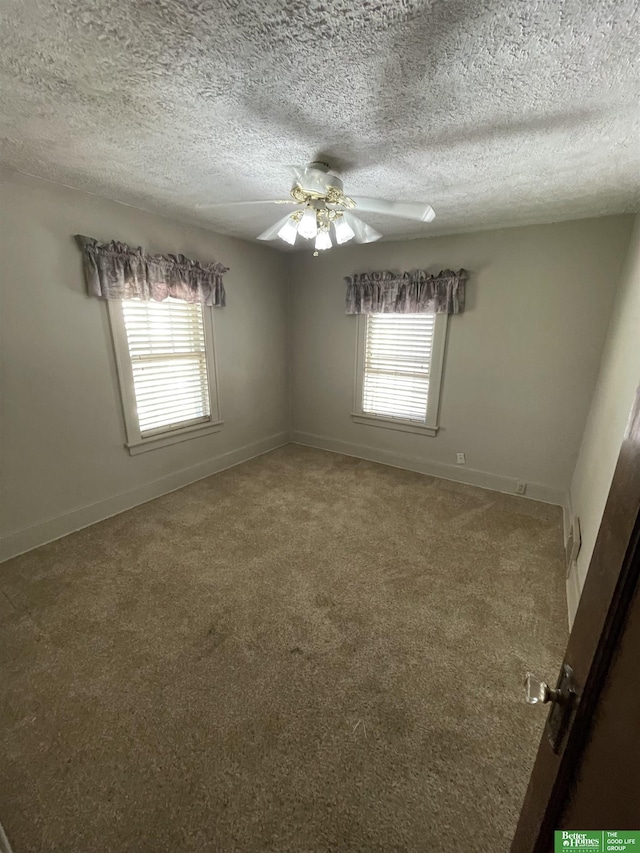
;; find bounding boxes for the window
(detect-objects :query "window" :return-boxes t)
[108,298,222,454]
[352,313,448,436]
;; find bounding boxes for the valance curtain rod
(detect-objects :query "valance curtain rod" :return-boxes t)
[76,235,228,307]
[345,268,468,315]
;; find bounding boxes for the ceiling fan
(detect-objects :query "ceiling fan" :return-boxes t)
[197,162,436,253]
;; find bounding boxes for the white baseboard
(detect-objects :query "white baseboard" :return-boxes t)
[0,821,14,853]
[0,432,289,563]
[290,431,565,506]
[566,561,581,630]
[0,823,12,853]
[562,493,573,548]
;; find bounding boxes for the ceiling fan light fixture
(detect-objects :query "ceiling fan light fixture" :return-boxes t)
[277,215,299,245]
[315,229,332,251]
[255,162,434,250]
[334,216,355,245]
[297,207,318,239]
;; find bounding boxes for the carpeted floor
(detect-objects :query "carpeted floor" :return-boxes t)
[0,445,567,853]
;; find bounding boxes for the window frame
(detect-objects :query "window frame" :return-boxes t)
[351,312,448,437]
[107,298,223,456]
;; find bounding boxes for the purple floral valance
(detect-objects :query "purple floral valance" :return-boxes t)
[76,235,227,307]
[345,268,467,315]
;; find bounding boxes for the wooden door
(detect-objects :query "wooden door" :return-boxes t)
[511,386,640,851]
[559,573,640,828]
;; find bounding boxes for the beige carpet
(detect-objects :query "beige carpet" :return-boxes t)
[0,445,567,852]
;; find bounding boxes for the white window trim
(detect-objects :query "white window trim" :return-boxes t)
[351,312,448,437]
[107,300,223,455]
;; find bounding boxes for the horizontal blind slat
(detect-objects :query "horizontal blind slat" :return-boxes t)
[131,360,206,374]
[131,379,209,398]
[137,399,209,422]
[141,416,210,437]
[134,391,210,413]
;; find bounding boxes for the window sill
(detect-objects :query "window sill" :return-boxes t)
[351,413,439,436]
[126,420,224,455]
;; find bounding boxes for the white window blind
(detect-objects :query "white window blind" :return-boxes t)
[363,313,436,422]
[121,298,211,437]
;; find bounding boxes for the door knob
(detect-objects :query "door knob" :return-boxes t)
[524,664,576,753]
[524,672,559,705]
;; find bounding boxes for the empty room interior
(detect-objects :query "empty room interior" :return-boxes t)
[1,1,640,851]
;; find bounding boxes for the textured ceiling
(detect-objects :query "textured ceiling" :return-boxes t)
[1,0,639,249]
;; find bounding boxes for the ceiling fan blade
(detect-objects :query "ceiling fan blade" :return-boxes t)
[351,196,436,223]
[256,213,296,242]
[195,199,296,209]
[343,212,383,244]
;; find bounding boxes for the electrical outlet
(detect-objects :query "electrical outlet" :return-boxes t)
[516,480,527,495]
[456,452,466,464]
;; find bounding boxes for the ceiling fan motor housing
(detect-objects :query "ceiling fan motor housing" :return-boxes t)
[294,162,344,198]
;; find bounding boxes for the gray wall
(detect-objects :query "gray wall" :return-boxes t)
[0,172,289,560]
[569,213,640,597]
[289,217,634,504]
[2,172,635,564]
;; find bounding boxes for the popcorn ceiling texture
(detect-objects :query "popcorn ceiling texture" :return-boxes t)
[0,0,639,247]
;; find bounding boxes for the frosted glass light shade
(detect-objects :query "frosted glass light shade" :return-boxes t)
[298,208,318,239]
[334,217,355,245]
[257,213,298,241]
[315,230,332,251]
[277,216,299,245]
